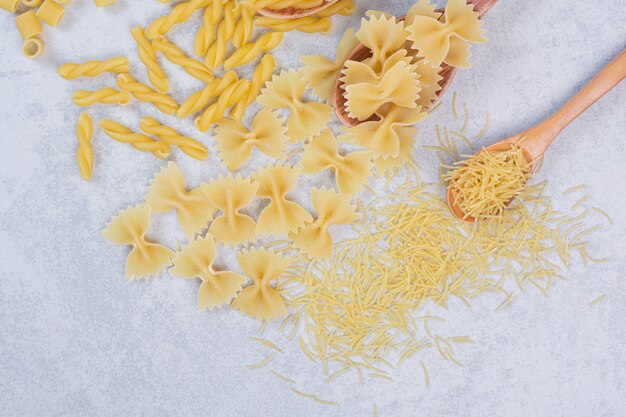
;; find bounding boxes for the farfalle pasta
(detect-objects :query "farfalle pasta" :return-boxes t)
[300,28,359,102]
[201,175,258,245]
[406,0,486,68]
[102,204,173,280]
[253,163,312,236]
[258,69,332,143]
[292,187,359,258]
[145,162,216,238]
[171,235,246,310]
[345,104,426,158]
[301,129,372,197]
[355,14,408,72]
[214,108,287,171]
[232,248,291,321]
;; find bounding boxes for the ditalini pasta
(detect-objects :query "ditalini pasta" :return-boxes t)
[71,88,132,107]
[130,27,169,93]
[291,187,359,258]
[145,162,216,238]
[214,107,287,171]
[57,57,130,79]
[22,37,44,59]
[258,69,332,143]
[300,29,359,103]
[177,71,239,119]
[170,235,246,310]
[406,0,486,68]
[232,248,291,321]
[140,117,208,160]
[15,11,42,40]
[0,0,19,12]
[152,36,214,84]
[116,73,178,115]
[200,175,259,245]
[102,204,173,280]
[100,119,171,158]
[36,0,65,27]
[253,163,312,236]
[75,113,94,180]
[301,129,372,196]
[22,0,43,6]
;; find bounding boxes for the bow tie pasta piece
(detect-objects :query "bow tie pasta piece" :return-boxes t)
[404,0,442,25]
[346,104,426,158]
[258,69,332,143]
[355,14,408,72]
[372,132,416,175]
[406,0,486,68]
[201,175,259,245]
[292,187,359,258]
[300,28,359,103]
[102,204,173,280]
[301,129,372,196]
[232,248,291,321]
[340,49,413,87]
[145,162,216,239]
[414,59,444,108]
[344,60,420,121]
[171,235,246,310]
[214,108,288,171]
[253,163,312,236]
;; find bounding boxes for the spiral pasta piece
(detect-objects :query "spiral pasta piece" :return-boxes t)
[140,116,208,160]
[152,36,214,84]
[146,0,211,39]
[195,79,250,132]
[232,3,255,48]
[116,73,178,115]
[57,57,129,80]
[76,113,94,180]
[177,71,238,118]
[100,119,170,158]
[130,27,169,93]
[223,31,283,70]
[194,4,220,56]
[204,0,240,69]
[72,88,132,107]
[230,54,276,121]
[254,16,331,34]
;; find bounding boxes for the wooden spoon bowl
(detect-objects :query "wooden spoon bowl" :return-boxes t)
[258,0,341,19]
[447,48,626,222]
[334,0,497,127]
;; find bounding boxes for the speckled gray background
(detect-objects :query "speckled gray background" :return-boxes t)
[1,1,625,416]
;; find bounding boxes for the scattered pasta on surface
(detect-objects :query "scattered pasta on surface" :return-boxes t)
[75,113,94,180]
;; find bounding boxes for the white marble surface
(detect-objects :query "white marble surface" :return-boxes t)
[1,1,625,416]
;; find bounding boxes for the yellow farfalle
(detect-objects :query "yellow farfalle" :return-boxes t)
[170,235,246,310]
[404,0,441,25]
[102,204,173,280]
[300,129,372,196]
[344,60,420,121]
[300,28,359,102]
[214,108,288,171]
[345,104,426,158]
[406,0,486,68]
[253,163,312,236]
[232,248,291,321]
[258,69,332,143]
[340,49,413,87]
[201,175,258,245]
[372,132,415,175]
[145,162,216,239]
[355,14,408,72]
[414,59,444,108]
[291,187,359,258]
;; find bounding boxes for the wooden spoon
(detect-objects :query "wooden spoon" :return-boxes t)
[258,0,341,19]
[447,48,626,223]
[334,0,498,127]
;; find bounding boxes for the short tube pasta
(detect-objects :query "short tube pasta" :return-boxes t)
[36,0,65,27]
[0,0,19,12]
[21,0,42,6]
[15,11,42,40]
[23,37,45,59]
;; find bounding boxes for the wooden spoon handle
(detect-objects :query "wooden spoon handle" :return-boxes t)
[472,0,498,17]
[526,48,626,157]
